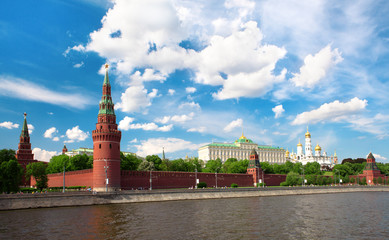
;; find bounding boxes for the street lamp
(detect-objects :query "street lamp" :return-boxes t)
[149,169,152,190]
[104,159,109,192]
[215,167,220,188]
[192,163,198,189]
[63,155,70,193]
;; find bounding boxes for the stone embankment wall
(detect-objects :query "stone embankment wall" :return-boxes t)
[1,187,388,211]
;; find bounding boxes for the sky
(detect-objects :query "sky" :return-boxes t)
[1,0,389,163]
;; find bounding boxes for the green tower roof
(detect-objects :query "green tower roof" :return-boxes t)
[21,113,29,137]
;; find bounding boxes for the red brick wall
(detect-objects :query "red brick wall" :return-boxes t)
[121,170,255,189]
[30,169,93,188]
[264,174,287,186]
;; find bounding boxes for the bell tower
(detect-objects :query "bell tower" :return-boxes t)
[92,64,122,192]
[247,148,263,186]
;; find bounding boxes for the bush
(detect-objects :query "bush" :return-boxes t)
[231,183,238,188]
[280,181,288,186]
[20,187,35,193]
[373,178,377,184]
[378,177,383,184]
[361,177,367,185]
[350,177,355,184]
[257,183,266,187]
[197,182,207,188]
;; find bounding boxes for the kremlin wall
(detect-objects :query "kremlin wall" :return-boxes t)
[19,65,387,191]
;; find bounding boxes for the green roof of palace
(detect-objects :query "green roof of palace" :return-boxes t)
[201,142,281,150]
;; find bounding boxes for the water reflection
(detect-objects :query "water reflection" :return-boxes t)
[0,192,388,239]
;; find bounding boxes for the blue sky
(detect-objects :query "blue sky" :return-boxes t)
[1,0,389,163]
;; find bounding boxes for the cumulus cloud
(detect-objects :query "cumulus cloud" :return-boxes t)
[178,101,201,110]
[0,76,92,109]
[0,121,19,129]
[27,124,34,134]
[187,126,206,133]
[155,112,194,124]
[44,127,59,140]
[116,85,159,113]
[65,126,89,143]
[272,104,285,119]
[292,97,367,125]
[291,45,343,88]
[185,87,197,94]
[32,148,59,162]
[73,62,84,68]
[168,89,175,95]
[369,153,387,162]
[118,116,173,132]
[130,69,166,83]
[224,118,243,132]
[135,137,201,156]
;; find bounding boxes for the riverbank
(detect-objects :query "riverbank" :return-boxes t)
[0,186,388,211]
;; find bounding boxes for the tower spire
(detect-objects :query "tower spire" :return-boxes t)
[21,112,29,138]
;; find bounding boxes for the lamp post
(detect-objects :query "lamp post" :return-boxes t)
[149,169,152,190]
[104,159,109,192]
[63,154,70,193]
[192,163,198,189]
[215,167,220,188]
[262,170,265,188]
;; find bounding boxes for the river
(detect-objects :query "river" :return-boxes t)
[1,192,388,239]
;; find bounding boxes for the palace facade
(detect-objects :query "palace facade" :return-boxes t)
[198,134,286,164]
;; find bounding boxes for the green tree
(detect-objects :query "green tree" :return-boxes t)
[120,153,142,170]
[0,160,23,193]
[26,162,48,190]
[203,159,222,173]
[260,162,274,174]
[47,155,70,174]
[146,155,162,170]
[306,174,316,185]
[305,162,321,175]
[187,158,203,172]
[285,172,302,186]
[292,162,303,174]
[137,160,155,171]
[68,154,91,171]
[228,160,249,173]
[0,149,16,165]
[285,161,294,174]
[222,158,238,173]
[169,159,189,172]
[377,177,383,184]
[361,177,367,185]
[333,164,353,177]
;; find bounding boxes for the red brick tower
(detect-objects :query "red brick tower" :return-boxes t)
[62,144,68,155]
[92,64,122,192]
[15,113,37,186]
[362,152,384,185]
[247,148,263,186]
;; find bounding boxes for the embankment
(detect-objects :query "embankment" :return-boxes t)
[1,186,388,211]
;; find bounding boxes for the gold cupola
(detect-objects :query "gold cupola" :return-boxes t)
[315,144,321,151]
[305,126,311,138]
[297,139,302,147]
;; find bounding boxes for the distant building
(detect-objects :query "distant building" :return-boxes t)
[64,147,136,158]
[287,127,335,169]
[198,133,286,164]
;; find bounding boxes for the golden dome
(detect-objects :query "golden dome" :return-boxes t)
[239,133,247,140]
[297,139,302,147]
[315,144,321,151]
[305,126,311,138]
[285,149,290,157]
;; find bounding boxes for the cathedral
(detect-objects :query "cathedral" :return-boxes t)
[286,127,337,169]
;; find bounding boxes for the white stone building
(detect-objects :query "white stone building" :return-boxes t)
[287,127,337,169]
[198,134,286,164]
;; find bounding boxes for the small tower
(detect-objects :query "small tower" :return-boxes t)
[92,64,122,192]
[362,152,384,185]
[15,113,36,186]
[62,144,68,155]
[247,148,262,186]
[305,126,313,157]
[314,144,321,157]
[297,139,303,159]
[333,150,337,164]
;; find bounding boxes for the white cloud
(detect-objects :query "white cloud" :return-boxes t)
[32,148,59,162]
[291,45,343,88]
[155,112,194,124]
[168,89,175,95]
[65,126,89,143]
[370,153,387,162]
[73,62,84,68]
[348,114,389,139]
[27,124,34,134]
[185,87,197,94]
[130,69,166,83]
[116,85,158,113]
[130,138,138,143]
[44,127,58,139]
[272,104,285,119]
[0,76,92,109]
[225,0,255,18]
[135,137,201,156]
[178,101,201,110]
[52,137,60,142]
[224,118,243,132]
[118,116,173,132]
[0,121,19,129]
[187,126,206,133]
[292,97,367,125]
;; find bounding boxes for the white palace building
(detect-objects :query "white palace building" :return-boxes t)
[286,127,337,169]
[198,134,286,164]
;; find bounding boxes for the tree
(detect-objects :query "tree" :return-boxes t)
[26,162,48,190]
[285,161,294,174]
[333,164,353,177]
[146,155,162,170]
[377,177,383,184]
[121,153,142,170]
[46,154,70,174]
[68,154,91,171]
[305,174,316,185]
[187,158,203,172]
[169,159,189,172]
[0,160,23,193]
[285,172,302,186]
[137,160,155,171]
[222,158,238,173]
[305,162,321,175]
[260,162,274,174]
[203,159,222,173]
[292,162,303,174]
[0,149,16,165]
